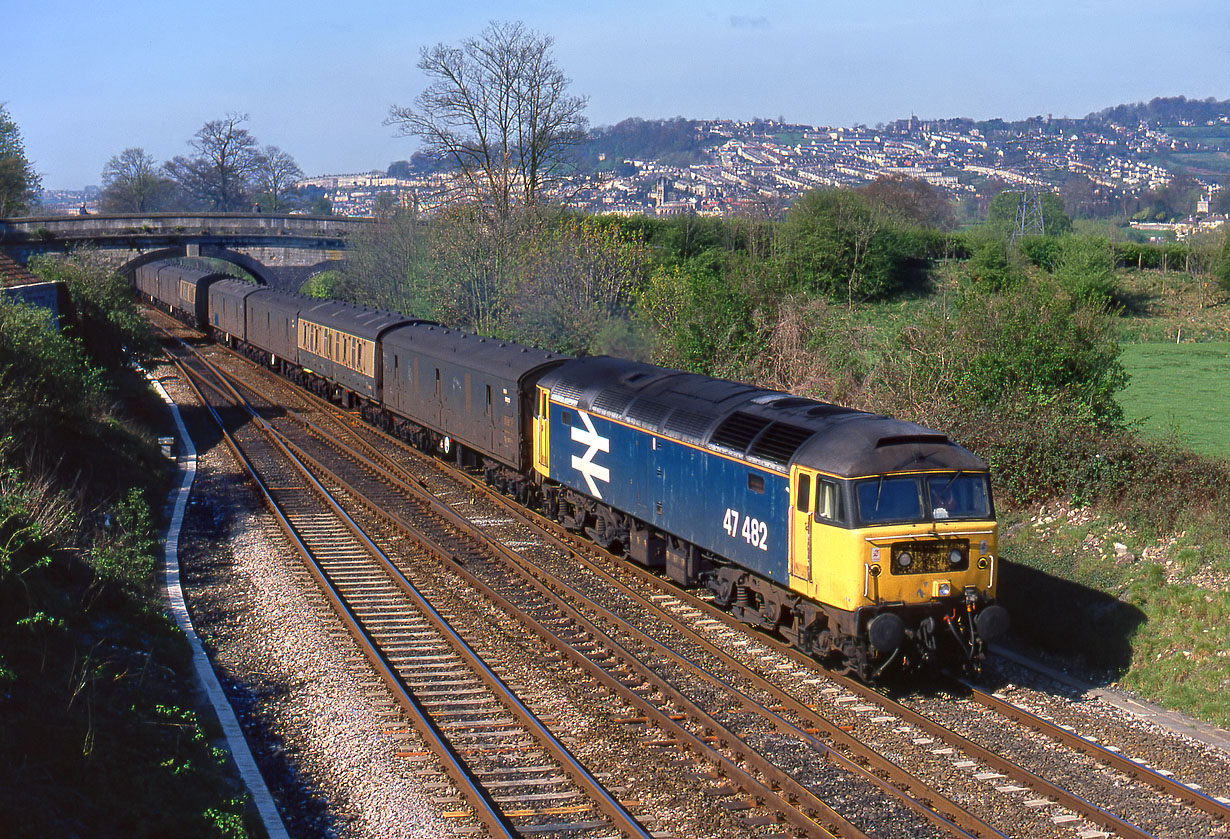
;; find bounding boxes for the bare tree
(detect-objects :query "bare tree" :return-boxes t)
[386,21,588,221]
[99,148,176,212]
[253,145,304,212]
[164,114,261,211]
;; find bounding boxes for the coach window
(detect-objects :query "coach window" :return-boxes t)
[561,411,571,426]
[748,473,765,495]
[795,473,811,512]
[485,385,492,415]
[434,368,440,395]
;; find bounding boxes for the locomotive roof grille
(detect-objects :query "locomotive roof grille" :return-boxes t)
[748,421,816,466]
[593,387,634,415]
[663,409,712,440]
[625,398,671,429]
[552,379,585,405]
[710,411,771,452]
[876,434,949,448]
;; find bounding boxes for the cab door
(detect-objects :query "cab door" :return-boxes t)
[789,466,815,587]
[533,387,550,477]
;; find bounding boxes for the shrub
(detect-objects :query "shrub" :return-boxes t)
[0,299,104,450]
[1218,231,1230,293]
[28,251,159,370]
[1053,234,1117,304]
[88,487,158,593]
[962,233,1023,291]
[776,189,915,303]
[1016,235,1061,271]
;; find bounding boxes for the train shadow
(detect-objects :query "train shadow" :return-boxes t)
[878,561,1147,702]
[996,560,1145,680]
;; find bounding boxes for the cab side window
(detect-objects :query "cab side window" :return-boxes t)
[816,479,845,524]
[795,474,811,513]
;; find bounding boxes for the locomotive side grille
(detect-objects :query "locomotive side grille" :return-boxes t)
[748,422,815,466]
[710,411,771,452]
[889,539,969,575]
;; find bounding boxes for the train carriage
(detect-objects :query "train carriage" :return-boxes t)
[381,324,564,474]
[244,289,302,369]
[207,278,262,347]
[295,299,411,404]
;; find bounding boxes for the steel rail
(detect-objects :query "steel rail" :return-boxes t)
[165,351,522,839]
[165,341,654,839]
[275,420,855,839]
[965,683,1230,823]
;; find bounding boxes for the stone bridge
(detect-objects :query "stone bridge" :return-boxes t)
[0,212,374,291]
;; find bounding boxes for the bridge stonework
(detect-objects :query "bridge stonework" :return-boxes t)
[0,212,369,292]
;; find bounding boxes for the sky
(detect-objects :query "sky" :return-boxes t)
[4,0,1229,190]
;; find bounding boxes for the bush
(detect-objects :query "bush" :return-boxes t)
[88,487,158,593]
[1053,234,1117,304]
[776,189,915,303]
[878,278,1125,427]
[962,232,1023,290]
[0,300,104,450]
[1016,235,1061,271]
[1218,231,1230,293]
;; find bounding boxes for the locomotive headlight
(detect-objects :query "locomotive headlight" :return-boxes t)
[896,551,912,569]
[933,581,952,598]
[948,548,964,565]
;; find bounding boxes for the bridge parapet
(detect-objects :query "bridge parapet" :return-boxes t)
[0,212,371,242]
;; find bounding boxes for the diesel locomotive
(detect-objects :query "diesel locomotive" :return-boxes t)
[137,260,1008,679]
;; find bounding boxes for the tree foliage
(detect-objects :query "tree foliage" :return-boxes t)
[0,103,41,216]
[985,188,1072,238]
[387,20,588,221]
[510,215,647,356]
[29,251,158,370]
[776,189,914,304]
[100,148,177,212]
[163,114,262,211]
[855,175,956,231]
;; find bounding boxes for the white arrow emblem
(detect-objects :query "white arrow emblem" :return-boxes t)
[570,411,610,499]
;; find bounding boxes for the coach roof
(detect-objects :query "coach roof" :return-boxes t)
[383,322,566,382]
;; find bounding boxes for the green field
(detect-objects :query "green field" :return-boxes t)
[1118,342,1230,459]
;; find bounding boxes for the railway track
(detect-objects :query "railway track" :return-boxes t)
[157,319,967,838]
[163,336,654,839]
[152,310,1230,839]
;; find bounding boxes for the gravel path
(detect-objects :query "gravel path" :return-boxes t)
[158,363,451,839]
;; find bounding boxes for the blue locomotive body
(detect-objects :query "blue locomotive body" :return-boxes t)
[544,401,789,584]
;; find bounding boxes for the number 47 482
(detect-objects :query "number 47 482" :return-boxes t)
[722,507,768,551]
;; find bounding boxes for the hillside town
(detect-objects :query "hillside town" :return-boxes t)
[292,113,1228,237]
[38,109,1230,239]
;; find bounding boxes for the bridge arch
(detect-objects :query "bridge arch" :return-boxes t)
[116,246,276,286]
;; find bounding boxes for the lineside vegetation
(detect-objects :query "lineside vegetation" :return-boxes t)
[0,251,256,837]
[337,184,1230,724]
